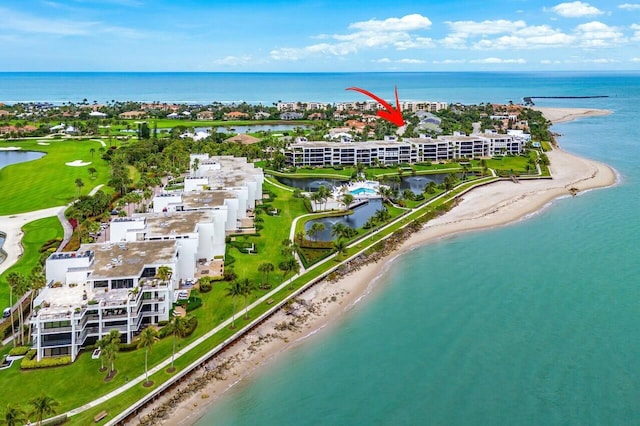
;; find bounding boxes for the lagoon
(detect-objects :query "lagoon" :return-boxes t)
[0,150,45,171]
[304,199,383,241]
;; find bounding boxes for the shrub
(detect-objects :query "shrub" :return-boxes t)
[21,350,72,369]
[184,316,198,337]
[224,254,236,266]
[185,296,202,312]
[158,320,169,327]
[199,281,212,293]
[9,346,30,356]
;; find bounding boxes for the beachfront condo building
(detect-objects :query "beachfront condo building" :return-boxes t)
[284,134,526,167]
[32,156,263,362]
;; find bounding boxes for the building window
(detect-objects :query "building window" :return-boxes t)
[111,279,134,289]
[94,280,108,288]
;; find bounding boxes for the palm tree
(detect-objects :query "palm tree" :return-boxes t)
[88,166,97,179]
[169,316,188,372]
[257,262,274,289]
[306,222,325,241]
[424,181,437,194]
[156,265,172,283]
[6,272,27,346]
[104,329,121,376]
[89,147,95,158]
[96,336,109,371]
[330,222,347,240]
[1,404,26,426]
[340,193,354,210]
[226,280,243,329]
[74,178,84,198]
[137,327,158,386]
[28,395,58,426]
[27,267,46,339]
[280,257,300,284]
[309,191,322,210]
[317,185,330,210]
[240,278,255,320]
[334,239,348,259]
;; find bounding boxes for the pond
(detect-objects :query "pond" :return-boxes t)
[274,176,347,192]
[304,199,383,242]
[195,124,310,135]
[0,150,46,171]
[397,173,451,195]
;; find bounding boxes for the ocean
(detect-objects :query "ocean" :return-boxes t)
[3,72,639,425]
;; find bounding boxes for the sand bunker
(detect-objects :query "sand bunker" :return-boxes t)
[65,160,92,167]
[0,146,21,151]
[37,142,50,146]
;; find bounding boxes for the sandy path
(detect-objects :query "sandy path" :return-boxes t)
[133,107,617,425]
[0,206,65,276]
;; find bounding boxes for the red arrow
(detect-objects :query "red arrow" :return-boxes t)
[345,86,405,127]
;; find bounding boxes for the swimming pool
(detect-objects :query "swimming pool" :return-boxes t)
[350,187,377,195]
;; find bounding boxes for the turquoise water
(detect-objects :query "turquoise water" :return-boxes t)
[350,187,377,195]
[192,74,640,425]
[3,72,639,424]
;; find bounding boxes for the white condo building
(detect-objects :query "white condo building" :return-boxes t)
[32,155,263,362]
[285,134,527,167]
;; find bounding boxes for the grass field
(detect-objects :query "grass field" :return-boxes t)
[0,139,112,215]
[0,217,63,308]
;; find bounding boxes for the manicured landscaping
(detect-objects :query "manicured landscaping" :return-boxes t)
[0,217,62,308]
[0,139,112,215]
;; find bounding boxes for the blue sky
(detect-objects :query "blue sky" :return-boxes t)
[2,0,640,71]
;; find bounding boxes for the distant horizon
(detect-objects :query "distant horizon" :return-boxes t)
[1,70,639,74]
[4,1,640,72]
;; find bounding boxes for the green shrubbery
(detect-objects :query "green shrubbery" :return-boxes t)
[20,350,72,369]
[9,346,30,356]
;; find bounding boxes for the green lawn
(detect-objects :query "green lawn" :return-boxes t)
[0,217,63,308]
[0,139,112,215]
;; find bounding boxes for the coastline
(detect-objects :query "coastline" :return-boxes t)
[134,107,617,426]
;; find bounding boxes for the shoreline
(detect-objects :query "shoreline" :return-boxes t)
[133,107,617,425]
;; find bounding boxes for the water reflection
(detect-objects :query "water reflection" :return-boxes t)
[304,199,383,241]
[275,176,346,192]
[194,124,309,134]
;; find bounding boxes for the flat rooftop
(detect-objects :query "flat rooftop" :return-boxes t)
[84,240,176,280]
[142,211,212,236]
[181,190,236,210]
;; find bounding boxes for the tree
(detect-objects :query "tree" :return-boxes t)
[27,267,46,338]
[340,193,354,210]
[257,262,274,289]
[138,327,158,386]
[169,316,188,372]
[424,181,437,194]
[96,336,109,371]
[157,265,172,283]
[306,222,325,241]
[87,166,97,179]
[402,189,416,201]
[6,272,27,346]
[89,147,95,158]
[103,329,121,376]
[317,185,331,210]
[279,256,300,284]
[28,395,58,426]
[74,178,84,198]
[226,280,243,329]
[240,278,255,319]
[334,239,348,259]
[1,404,26,426]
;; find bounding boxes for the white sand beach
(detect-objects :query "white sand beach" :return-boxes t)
[133,107,617,425]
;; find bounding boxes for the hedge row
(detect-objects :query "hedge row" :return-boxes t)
[20,350,72,369]
[9,346,30,356]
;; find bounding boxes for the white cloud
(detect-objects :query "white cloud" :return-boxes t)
[575,21,625,47]
[372,57,426,64]
[432,59,467,64]
[619,3,640,10]
[583,58,619,63]
[469,57,526,64]
[550,1,604,18]
[445,19,526,36]
[214,55,252,66]
[471,25,575,49]
[630,57,640,62]
[271,14,433,61]
[349,14,432,32]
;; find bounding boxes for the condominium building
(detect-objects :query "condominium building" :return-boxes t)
[285,133,527,167]
[33,155,263,362]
